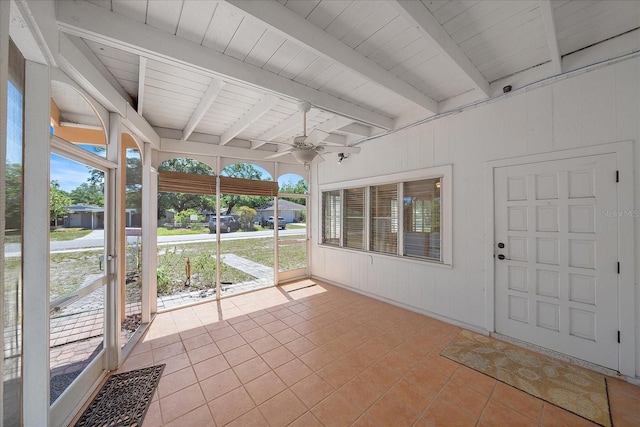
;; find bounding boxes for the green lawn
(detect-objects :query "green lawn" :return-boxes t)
[157,226,208,236]
[50,228,93,241]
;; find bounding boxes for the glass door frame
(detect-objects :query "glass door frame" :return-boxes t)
[48,135,118,426]
[276,193,310,284]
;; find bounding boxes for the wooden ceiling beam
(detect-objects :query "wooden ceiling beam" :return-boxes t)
[226,0,439,114]
[182,78,225,141]
[391,0,490,97]
[540,0,562,75]
[56,0,395,130]
[220,94,279,145]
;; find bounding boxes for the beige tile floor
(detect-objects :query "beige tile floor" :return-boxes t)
[74,279,640,426]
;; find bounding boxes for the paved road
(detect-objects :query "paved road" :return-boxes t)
[5,227,307,255]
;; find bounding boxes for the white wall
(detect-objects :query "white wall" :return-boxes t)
[311,56,640,377]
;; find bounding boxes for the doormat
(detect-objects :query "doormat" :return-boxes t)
[75,364,165,427]
[441,330,611,426]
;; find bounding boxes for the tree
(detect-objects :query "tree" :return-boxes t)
[236,206,256,231]
[5,163,22,230]
[175,208,203,226]
[157,159,216,220]
[50,181,72,227]
[279,178,308,206]
[70,182,104,206]
[220,163,271,214]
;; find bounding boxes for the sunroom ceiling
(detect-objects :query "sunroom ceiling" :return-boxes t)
[54,0,640,160]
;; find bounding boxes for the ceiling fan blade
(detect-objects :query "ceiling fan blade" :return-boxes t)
[318,145,361,154]
[305,129,330,145]
[264,149,293,159]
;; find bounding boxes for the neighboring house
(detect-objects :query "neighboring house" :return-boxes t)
[256,199,306,224]
[64,204,138,229]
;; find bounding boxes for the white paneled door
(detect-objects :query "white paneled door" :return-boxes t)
[494,154,619,370]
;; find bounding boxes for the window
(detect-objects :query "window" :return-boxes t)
[370,184,398,254]
[343,187,365,250]
[322,190,340,245]
[319,165,451,265]
[403,178,441,260]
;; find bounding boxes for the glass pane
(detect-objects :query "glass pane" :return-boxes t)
[123,147,142,347]
[156,158,216,310]
[322,190,340,245]
[4,77,23,426]
[403,178,441,260]
[49,154,106,404]
[370,184,398,254]
[278,196,308,274]
[220,195,274,297]
[343,188,365,250]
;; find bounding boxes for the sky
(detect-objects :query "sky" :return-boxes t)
[51,154,305,193]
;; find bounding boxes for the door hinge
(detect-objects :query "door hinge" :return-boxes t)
[616,170,619,182]
[618,331,621,343]
[617,262,620,274]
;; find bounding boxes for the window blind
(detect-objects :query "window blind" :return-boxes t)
[343,187,365,250]
[370,183,398,254]
[322,190,341,245]
[403,178,441,260]
[158,171,278,197]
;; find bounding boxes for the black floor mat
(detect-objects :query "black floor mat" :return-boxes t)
[74,364,165,427]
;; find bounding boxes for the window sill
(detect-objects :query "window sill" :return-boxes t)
[317,243,452,269]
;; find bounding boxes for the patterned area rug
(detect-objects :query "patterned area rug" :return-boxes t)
[441,330,611,427]
[75,364,164,427]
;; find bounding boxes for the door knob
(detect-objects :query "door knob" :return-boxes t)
[498,242,505,249]
[498,254,506,260]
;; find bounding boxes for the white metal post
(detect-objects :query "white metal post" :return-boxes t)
[22,60,51,427]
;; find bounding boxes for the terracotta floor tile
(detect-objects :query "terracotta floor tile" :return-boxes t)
[187,342,221,365]
[244,371,287,405]
[389,377,439,413]
[365,393,418,427]
[287,411,323,427]
[162,404,213,427]
[157,366,198,398]
[252,312,278,326]
[312,392,361,427]
[338,375,384,411]
[316,359,358,388]
[208,325,237,341]
[609,384,640,416]
[611,410,640,427]
[290,373,335,408]
[182,332,213,352]
[192,354,230,381]
[143,400,162,427]
[421,398,479,427]
[438,380,489,418]
[481,399,540,427]
[208,386,256,426]
[272,327,302,344]
[405,363,450,393]
[490,381,543,421]
[152,341,185,363]
[285,336,316,356]
[259,389,307,426]
[450,365,497,396]
[274,358,313,386]
[233,356,271,384]
[249,335,281,354]
[178,326,207,341]
[224,344,259,366]
[199,368,241,402]
[420,352,459,377]
[240,326,269,343]
[350,415,379,427]
[299,347,336,371]
[225,407,269,427]
[159,383,206,424]
[262,319,289,334]
[261,345,295,369]
[540,402,600,427]
[359,361,404,391]
[215,334,246,353]
[232,318,259,333]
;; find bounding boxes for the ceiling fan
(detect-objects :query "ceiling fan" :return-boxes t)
[260,101,361,165]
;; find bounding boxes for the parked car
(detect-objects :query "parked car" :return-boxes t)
[267,216,286,230]
[209,216,241,233]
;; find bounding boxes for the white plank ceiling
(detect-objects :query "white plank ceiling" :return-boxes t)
[53,0,640,160]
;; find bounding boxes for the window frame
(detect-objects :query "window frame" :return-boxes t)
[318,165,452,266]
